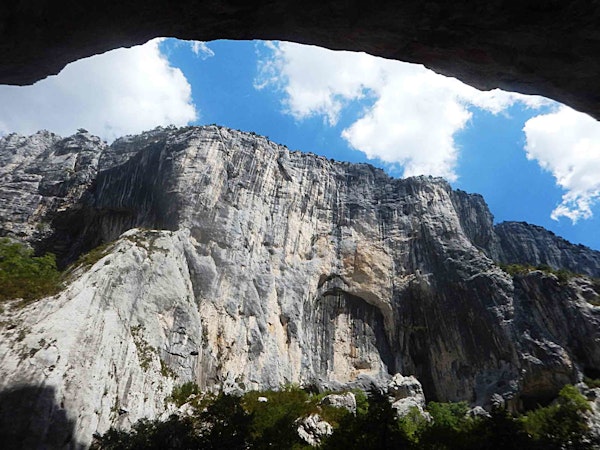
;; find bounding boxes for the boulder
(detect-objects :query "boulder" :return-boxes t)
[297,414,333,447]
[320,392,356,414]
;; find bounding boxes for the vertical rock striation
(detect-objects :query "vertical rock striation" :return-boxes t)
[0,126,599,446]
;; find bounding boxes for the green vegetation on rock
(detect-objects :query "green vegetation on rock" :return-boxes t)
[521,385,592,449]
[130,325,155,371]
[584,376,600,389]
[66,241,113,274]
[168,382,201,407]
[498,262,581,284]
[0,238,116,308]
[0,238,62,305]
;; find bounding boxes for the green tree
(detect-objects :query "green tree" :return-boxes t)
[91,415,199,450]
[322,388,411,450]
[168,381,200,407]
[0,238,61,303]
[194,393,252,449]
[522,385,592,449]
[243,385,312,448]
[467,407,531,450]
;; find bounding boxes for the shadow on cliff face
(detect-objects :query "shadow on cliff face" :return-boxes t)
[0,384,82,450]
[310,289,396,381]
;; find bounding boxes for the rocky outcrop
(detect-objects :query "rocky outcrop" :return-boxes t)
[2,2,600,120]
[320,392,356,414]
[387,374,428,418]
[1,126,600,447]
[0,130,105,248]
[494,221,600,278]
[0,229,197,447]
[297,414,333,447]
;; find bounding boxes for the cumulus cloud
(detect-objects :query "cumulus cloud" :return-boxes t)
[256,41,549,181]
[524,106,600,222]
[0,39,197,142]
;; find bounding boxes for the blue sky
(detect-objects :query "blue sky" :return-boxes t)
[0,38,598,250]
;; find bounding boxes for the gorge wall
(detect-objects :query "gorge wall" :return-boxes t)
[1,126,600,447]
[1,1,600,121]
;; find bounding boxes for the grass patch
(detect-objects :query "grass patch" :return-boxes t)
[584,376,600,388]
[130,325,155,371]
[65,241,113,275]
[160,358,177,378]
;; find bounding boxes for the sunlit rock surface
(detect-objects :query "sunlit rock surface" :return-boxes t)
[1,126,600,447]
[494,221,600,277]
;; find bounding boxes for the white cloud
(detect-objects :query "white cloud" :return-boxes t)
[256,41,549,181]
[256,41,389,125]
[340,71,471,180]
[524,106,600,222]
[0,39,197,142]
[189,41,215,59]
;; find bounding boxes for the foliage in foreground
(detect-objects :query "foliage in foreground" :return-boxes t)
[0,238,62,304]
[92,384,596,450]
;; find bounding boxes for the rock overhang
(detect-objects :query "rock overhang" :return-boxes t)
[1,1,600,119]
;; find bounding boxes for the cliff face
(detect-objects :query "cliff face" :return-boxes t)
[1,126,600,447]
[0,130,104,246]
[494,221,600,277]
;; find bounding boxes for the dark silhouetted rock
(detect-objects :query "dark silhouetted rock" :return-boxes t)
[0,385,81,449]
[1,2,600,120]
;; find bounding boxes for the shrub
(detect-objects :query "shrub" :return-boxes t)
[522,385,592,449]
[194,393,252,450]
[91,415,199,450]
[498,263,535,276]
[426,401,469,430]
[417,401,477,449]
[93,384,596,450]
[168,382,200,407]
[66,241,113,273]
[242,384,313,448]
[397,406,428,443]
[0,238,117,307]
[584,376,600,388]
[322,388,410,450]
[498,262,578,284]
[0,238,62,304]
[352,388,369,416]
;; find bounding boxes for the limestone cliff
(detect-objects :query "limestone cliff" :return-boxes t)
[1,126,600,448]
[494,221,600,277]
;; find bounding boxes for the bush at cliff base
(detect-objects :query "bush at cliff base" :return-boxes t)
[91,384,597,450]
